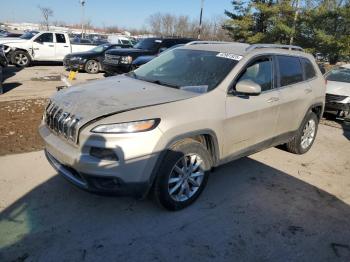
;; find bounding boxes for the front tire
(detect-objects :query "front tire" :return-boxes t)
[12,50,31,67]
[85,60,100,74]
[153,139,211,211]
[286,112,319,154]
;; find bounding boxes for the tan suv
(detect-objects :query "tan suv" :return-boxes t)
[39,43,325,210]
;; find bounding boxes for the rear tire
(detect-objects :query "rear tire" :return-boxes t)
[85,60,100,74]
[153,139,211,211]
[286,112,319,154]
[12,50,31,67]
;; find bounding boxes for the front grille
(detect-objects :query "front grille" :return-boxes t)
[44,101,81,143]
[104,54,120,64]
[326,93,348,102]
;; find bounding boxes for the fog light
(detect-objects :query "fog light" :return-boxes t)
[90,147,118,161]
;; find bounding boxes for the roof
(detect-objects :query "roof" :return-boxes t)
[181,42,311,58]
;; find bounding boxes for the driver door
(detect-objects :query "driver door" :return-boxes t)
[223,55,281,158]
[32,33,55,60]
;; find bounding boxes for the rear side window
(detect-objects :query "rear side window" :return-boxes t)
[301,58,316,80]
[277,56,303,87]
[56,34,66,43]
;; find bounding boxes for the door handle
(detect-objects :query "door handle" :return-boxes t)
[267,97,279,103]
[64,45,69,47]
[48,44,54,47]
[304,88,312,94]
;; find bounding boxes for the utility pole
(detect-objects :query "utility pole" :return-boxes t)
[289,0,300,45]
[198,0,204,40]
[80,0,86,38]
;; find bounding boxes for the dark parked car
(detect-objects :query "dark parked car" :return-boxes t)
[102,37,195,75]
[63,43,132,74]
[0,45,9,94]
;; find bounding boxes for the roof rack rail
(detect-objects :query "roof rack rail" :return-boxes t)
[186,41,231,45]
[246,44,304,52]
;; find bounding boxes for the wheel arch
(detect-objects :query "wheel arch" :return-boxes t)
[10,48,33,64]
[144,129,220,198]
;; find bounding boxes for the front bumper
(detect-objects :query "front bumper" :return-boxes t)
[39,124,163,197]
[45,150,148,196]
[101,61,131,74]
[63,58,85,71]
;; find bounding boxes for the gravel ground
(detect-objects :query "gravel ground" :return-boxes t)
[0,124,349,262]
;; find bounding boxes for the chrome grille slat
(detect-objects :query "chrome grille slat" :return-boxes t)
[44,102,81,143]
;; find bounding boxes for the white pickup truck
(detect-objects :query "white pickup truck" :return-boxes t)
[0,31,97,67]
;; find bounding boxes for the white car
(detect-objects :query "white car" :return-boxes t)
[0,31,97,67]
[324,64,350,118]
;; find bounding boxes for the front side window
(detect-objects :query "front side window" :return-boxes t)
[55,33,66,43]
[301,58,316,80]
[237,57,273,92]
[326,67,350,83]
[132,49,238,91]
[277,55,303,87]
[36,33,53,43]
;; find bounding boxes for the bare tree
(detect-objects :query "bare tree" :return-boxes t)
[148,13,162,36]
[38,6,53,31]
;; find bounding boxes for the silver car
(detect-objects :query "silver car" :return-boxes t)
[39,43,325,210]
[324,64,350,118]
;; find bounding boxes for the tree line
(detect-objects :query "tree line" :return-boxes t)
[224,0,350,64]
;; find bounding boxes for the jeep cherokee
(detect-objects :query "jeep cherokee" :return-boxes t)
[39,43,325,210]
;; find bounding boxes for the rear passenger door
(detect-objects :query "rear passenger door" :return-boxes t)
[224,55,281,157]
[55,33,70,60]
[275,55,315,135]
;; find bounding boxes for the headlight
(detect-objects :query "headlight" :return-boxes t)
[69,56,83,61]
[91,119,160,134]
[120,56,133,64]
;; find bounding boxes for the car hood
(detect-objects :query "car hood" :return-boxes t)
[326,81,350,96]
[66,51,101,58]
[106,48,150,55]
[51,75,199,126]
[0,38,27,45]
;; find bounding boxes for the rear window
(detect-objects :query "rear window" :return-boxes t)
[301,58,316,80]
[277,56,303,87]
[56,33,66,43]
[326,67,350,83]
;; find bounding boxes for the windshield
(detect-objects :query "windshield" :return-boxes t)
[326,67,350,84]
[133,38,161,50]
[91,44,111,52]
[131,49,239,91]
[20,31,39,40]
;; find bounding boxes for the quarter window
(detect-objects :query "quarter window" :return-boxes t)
[56,33,66,43]
[301,58,316,80]
[237,57,273,92]
[277,56,303,87]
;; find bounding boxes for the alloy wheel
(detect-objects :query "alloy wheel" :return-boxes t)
[301,119,316,149]
[15,53,28,66]
[87,61,99,73]
[168,154,205,202]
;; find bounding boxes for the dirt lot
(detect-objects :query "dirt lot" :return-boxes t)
[0,64,104,102]
[0,64,104,156]
[0,65,349,261]
[0,124,349,262]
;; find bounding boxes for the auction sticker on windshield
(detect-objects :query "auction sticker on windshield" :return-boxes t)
[216,53,243,61]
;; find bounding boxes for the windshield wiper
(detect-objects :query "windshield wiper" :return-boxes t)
[147,80,180,89]
[127,71,138,79]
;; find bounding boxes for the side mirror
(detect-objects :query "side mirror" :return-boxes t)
[34,38,43,44]
[235,79,261,96]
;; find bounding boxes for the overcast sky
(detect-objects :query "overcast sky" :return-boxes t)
[0,0,233,28]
